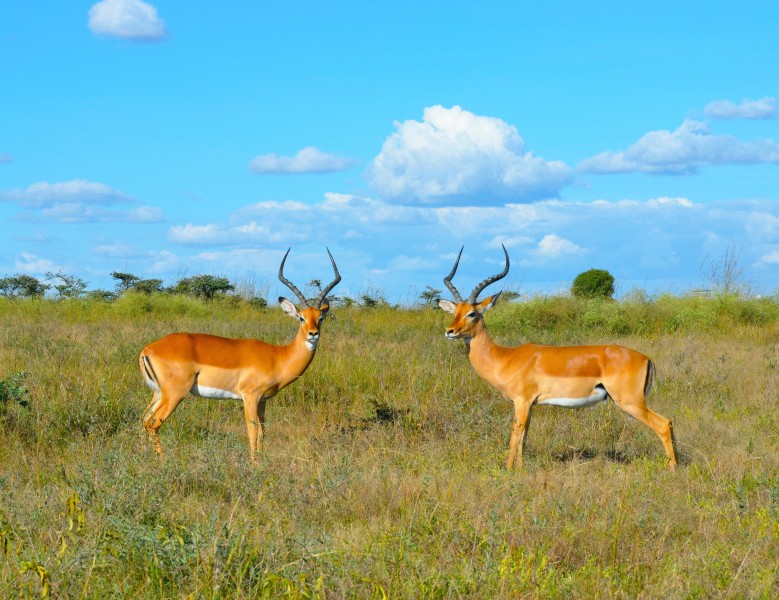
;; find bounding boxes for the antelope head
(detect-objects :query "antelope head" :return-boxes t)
[437,245,509,341]
[278,248,341,351]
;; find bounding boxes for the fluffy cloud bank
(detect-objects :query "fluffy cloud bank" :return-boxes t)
[579,120,779,175]
[0,180,130,208]
[88,0,167,41]
[152,192,779,298]
[249,147,358,174]
[704,97,776,120]
[0,180,162,223]
[367,105,572,204]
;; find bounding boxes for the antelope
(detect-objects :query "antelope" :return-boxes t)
[139,248,341,463]
[437,246,677,471]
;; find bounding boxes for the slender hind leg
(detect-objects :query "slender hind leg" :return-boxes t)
[141,392,161,426]
[143,392,187,461]
[613,394,677,470]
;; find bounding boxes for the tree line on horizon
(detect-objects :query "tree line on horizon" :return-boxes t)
[0,268,622,307]
[0,271,242,303]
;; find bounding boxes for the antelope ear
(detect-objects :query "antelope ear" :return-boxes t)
[319,302,330,319]
[279,297,300,319]
[477,292,501,313]
[438,299,457,314]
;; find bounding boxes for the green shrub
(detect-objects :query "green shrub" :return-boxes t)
[571,269,615,299]
[170,275,235,300]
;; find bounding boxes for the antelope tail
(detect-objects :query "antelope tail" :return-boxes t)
[141,354,161,392]
[644,359,655,398]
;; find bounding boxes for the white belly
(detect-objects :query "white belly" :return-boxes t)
[537,387,608,409]
[190,383,241,400]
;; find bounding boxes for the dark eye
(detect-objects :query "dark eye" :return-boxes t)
[467,311,477,318]
[299,316,305,323]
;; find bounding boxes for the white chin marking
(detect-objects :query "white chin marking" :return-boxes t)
[190,384,241,400]
[305,339,318,350]
[539,388,608,409]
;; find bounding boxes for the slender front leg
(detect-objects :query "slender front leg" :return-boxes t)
[243,394,261,464]
[256,398,267,452]
[505,400,533,470]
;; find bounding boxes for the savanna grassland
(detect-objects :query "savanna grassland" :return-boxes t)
[0,293,777,598]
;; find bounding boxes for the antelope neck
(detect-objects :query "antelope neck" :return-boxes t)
[464,325,508,378]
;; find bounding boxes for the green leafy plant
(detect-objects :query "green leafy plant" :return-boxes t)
[571,268,615,299]
[0,371,30,410]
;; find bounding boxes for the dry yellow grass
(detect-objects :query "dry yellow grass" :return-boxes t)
[0,295,777,598]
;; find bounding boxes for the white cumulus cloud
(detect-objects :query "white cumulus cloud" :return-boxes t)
[127,205,164,222]
[88,0,167,41]
[704,97,776,120]
[537,234,586,258]
[93,242,142,258]
[579,119,779,175]
[0,180,131,208]
[0,180,163,223]
[757,250,779,266]
[168,224,226,245]
[367,105,572,204]
[14,253,61,275]
[249,147,358,174]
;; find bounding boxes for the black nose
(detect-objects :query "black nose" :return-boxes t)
[446,328,455,335]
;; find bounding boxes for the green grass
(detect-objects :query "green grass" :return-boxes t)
[0,295,777,598]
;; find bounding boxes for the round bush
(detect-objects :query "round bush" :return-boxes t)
[571,269,615,299]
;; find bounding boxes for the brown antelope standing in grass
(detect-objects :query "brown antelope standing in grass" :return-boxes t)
[139,248,341,463]
[438,246,677,471]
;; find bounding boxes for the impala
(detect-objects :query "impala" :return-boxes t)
[438,246,677,471]
[139,248,341,463]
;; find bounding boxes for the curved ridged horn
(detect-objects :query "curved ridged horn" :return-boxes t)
[443,246,465,303]
[467,244,510,304]
[278,248,309,306]
[315,248,341,308]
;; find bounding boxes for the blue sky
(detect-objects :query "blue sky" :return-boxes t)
[2,1,778,302]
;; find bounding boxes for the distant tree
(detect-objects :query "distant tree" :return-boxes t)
[330,295,355,308]
[249,296,268,308]
[111,271,140,293]
[360,295,380,308]
[359,286,388,309]
[86,289,117,302]
[131,279,164,295]
[418,285,443,307]
[171,275,234,300]
[0,274,50,298]
[501,290,522,302]
[304,279,323,305]
[46,270,88,299]
[571,269,615,299]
